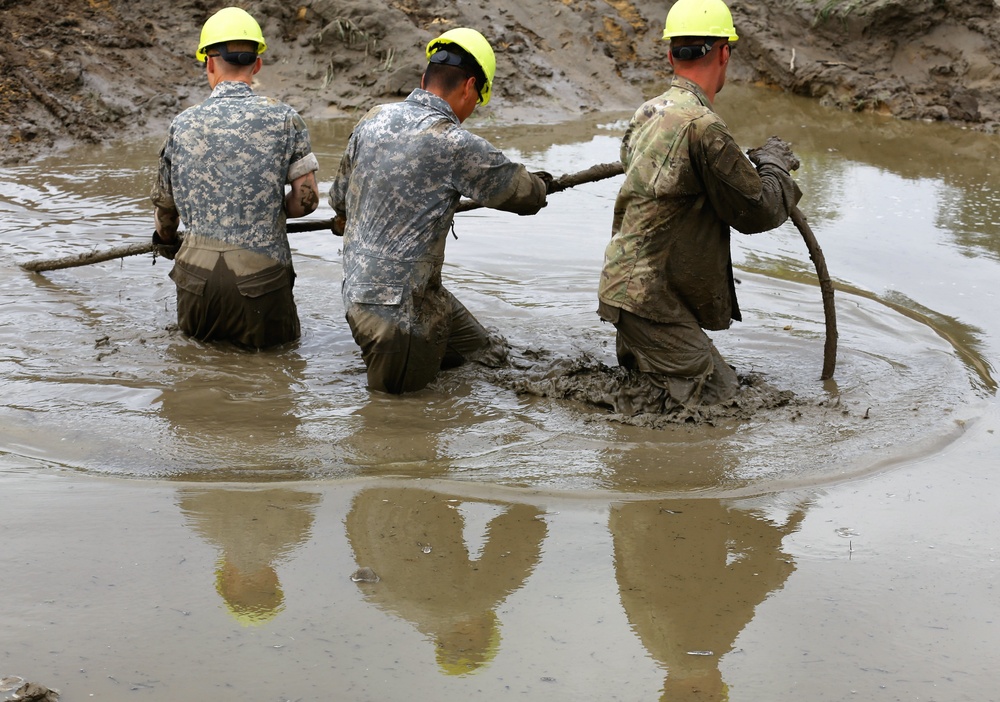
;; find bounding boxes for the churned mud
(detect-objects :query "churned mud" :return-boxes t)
[494,349,798,426]
[0,678,59,702]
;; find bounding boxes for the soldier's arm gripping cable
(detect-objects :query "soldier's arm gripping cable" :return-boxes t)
[151,205,181,260]
[328,138,354,236]
[150,140,181,259]
[490,166,550,216]
[285,170,320,218]
[697,125,802,235]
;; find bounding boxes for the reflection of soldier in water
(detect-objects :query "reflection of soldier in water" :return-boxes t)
[611,499,805,701]
[346,487,546,675]
[158,343,307,478]
[178,488,319,625]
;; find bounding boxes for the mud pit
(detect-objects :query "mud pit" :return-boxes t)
[0,92,993,490]
[2,2,1000,701]
[1,0,999,166]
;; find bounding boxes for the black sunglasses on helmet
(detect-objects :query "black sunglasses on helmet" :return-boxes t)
[206,44,259,66]
[670,39,730,61]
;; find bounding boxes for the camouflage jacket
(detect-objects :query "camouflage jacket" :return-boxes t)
[150,81,318,267]
[598,76,801,330]
[329,89,545,309]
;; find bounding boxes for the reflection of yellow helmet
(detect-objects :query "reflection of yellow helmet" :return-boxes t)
[197,7,268,63]
[662,0,739,42]
[425,28,496,106]
[435,610,502,676]
[215,558,284,627]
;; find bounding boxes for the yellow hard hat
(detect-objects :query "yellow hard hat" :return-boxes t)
[425,28,496,106]
[662,0,739,42]
[196,6,267,63]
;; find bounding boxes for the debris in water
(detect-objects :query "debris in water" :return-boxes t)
[8,681,60,702]
[350,567,379,583]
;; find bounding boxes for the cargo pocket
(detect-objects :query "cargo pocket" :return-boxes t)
[169,261,208,297]
[235,265,291,299]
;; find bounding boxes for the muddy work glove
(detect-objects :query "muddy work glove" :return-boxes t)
[532,170,556,194]
[332,214,346,237]
[151,230,180,260]
[747,136,800,174]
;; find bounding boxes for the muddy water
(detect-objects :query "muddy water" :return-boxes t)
[2,85,999,701]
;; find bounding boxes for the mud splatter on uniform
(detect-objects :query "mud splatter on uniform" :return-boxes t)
[598,76,801,411]
[151,81,318,348]
[330,88,546,393]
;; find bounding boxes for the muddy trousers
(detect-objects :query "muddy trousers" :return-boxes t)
[611,308,740,414]
[345,288,507,394]
[170,256,300,350]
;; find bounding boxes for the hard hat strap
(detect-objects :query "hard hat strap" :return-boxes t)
[209,44,259,66]
[670,39,724,61]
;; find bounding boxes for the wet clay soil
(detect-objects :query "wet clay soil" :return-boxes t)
[1,0,999,165]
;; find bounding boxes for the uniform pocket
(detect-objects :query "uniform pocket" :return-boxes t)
[235,265,291,299]
[169,261,208,297]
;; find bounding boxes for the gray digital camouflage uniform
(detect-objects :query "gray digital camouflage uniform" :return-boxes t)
[598,76,801,412]
[330,88,546,394]
[151,81,319,349]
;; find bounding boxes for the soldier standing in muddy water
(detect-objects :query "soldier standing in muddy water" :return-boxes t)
[598,0,803,415]
[329,28,551,394]
[150,7,320,350]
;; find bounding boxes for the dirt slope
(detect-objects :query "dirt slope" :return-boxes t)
[1,0,998,165]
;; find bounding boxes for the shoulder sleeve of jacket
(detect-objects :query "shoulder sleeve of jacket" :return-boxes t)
[490,165,546,216]
[286,110,318,183]
[150,136,175,210]
[327,106,385,217]
[448,129,531,210]
[328,132,355,217]
[693,117,801,234]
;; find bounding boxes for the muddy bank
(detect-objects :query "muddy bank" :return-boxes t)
[1,0,998,166]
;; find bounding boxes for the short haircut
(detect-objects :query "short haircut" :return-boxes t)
[424,62,473,96]
[424,44,486,101]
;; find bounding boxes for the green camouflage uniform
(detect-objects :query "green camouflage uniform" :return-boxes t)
[151,81,319,349]
[330,88,546,394]
[598,76,801,411]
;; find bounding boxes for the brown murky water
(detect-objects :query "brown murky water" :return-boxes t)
[2,85,998,701]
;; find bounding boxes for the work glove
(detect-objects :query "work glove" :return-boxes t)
[151,230,180,260]
[747,136,800,174]
[332,214,346,237]
[532,170,556,194]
